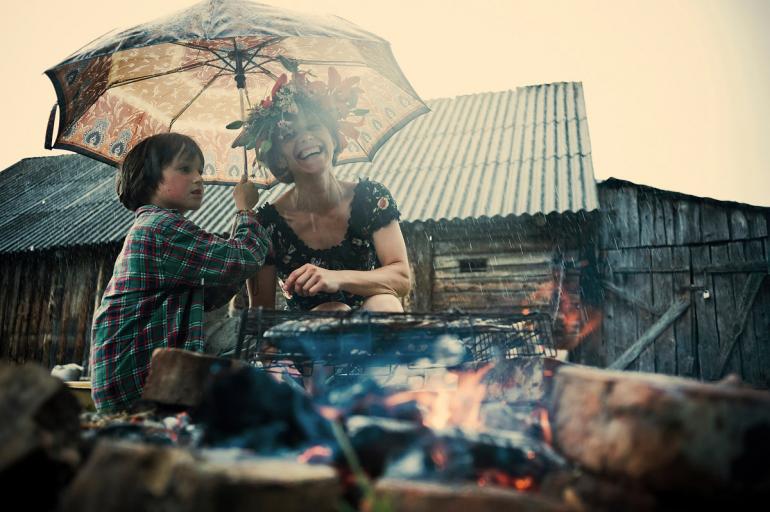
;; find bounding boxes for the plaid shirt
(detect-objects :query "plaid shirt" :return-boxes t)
[90,205,270,413]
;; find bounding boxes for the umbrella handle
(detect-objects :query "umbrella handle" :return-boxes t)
[44,104,58,150]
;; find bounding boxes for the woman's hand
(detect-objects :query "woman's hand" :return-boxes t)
[284,264,341,296]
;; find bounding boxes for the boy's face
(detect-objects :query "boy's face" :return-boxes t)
[149,149,204,212]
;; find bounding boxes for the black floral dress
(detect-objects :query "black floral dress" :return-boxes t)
[257,179,400,310]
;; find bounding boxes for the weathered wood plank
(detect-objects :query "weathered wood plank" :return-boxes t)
[597,190,617,250]
[0,258,16,358]
[614,250,640,369]
[747,210,768,238]
[26,262,48,363]
[700,203,730,243]
[747,239,770,388]
[652,247,676,375]
[729,209,750,240]
[601,250,622,365]
[617,186,641,248]
[672,247,695,377]
[716,272,765,379]
[674,199,701,245]
[432,253,552,271]
[434,268,551,281]
[691,246,720,380]
[601,279,662,316]
[639,190,656,247]
[406,225,433,312]
[635,248,655,372]
[434,280,551,294]
[710,244,742,376]
[11,257,34,363]
[660,195,675,246]
[598,185,641,249]
[608,297,690,370]
[433,237,553,255]
[727,242,762,385]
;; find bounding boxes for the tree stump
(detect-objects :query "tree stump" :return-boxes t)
[61,440,341,512]
[0,363,81,511]
[373,478,569,512]
[550,365,770,497]
[141,348,247,408]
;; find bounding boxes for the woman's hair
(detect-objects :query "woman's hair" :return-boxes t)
[263,97,343,184]
[116,133,204,211]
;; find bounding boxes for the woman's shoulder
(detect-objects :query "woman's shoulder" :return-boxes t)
[355,178,392,196]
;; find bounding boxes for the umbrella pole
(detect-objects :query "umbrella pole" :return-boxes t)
[234,44,258,310]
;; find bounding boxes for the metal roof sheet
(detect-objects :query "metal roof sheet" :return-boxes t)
[0,82,598,254]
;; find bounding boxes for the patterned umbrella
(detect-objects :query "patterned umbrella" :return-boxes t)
[44,0,428,188]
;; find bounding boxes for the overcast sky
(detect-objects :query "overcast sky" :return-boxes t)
[2,0,768,205]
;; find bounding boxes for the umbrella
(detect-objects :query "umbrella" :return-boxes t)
[44,0,428,188]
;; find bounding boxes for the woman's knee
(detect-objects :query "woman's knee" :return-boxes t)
[311,301,352,312]
[362,294,404,312]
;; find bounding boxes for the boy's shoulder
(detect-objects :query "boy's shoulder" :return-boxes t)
[130,205,186,235]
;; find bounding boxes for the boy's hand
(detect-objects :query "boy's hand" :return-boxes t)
[233,174,259,211]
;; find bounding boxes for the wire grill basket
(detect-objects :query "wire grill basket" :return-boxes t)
[233,309,555,374]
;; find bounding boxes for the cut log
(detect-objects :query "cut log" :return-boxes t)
[141,348,247,408]
[550,365,770,496]
[60,441,341,512]
[374,478,569,512]
[0,363,82,511]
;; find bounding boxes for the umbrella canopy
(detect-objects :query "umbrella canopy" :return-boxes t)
[45,0,428,188]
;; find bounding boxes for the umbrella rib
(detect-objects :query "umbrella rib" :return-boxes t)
[109,60,219,88]
[168,69,227,131]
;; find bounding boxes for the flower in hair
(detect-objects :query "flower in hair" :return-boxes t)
[229,67,368,169]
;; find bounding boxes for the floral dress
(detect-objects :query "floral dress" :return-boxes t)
[256,179,400,310]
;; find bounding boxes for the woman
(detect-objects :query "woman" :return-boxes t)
[235,69,410,312]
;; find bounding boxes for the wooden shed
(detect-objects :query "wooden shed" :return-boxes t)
[574,178,770,388]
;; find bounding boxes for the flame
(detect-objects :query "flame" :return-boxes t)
[382,364,493,430]
[298,444,333,464]
[477,470,534,491]
[537,407,552,446]
[523,272,602,350]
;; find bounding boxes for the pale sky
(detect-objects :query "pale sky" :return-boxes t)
[2,0,769,206]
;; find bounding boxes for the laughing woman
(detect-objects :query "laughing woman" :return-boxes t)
[233,70,410,312]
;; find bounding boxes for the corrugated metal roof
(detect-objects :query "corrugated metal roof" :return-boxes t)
[0,82,597,254]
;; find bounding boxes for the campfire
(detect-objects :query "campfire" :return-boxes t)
[4,309,770,511]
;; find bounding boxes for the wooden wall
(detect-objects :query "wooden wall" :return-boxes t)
[594,182,770,387]
[0,246,117,371]
[401,214,599,349]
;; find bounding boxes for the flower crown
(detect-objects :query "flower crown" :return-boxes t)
[230,64,368,168]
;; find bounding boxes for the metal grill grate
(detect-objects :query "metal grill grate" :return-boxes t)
[233,309,555,375]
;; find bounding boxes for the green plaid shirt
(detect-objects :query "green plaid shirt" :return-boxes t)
[90,206,270,413]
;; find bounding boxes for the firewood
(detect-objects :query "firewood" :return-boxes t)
[373,478,569,512]
[550,365,770,498]
[0,363,81,511]
[141,348,247,408]
[60,440,341,512]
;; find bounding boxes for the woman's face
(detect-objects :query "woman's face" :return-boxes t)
[277,110,335,178]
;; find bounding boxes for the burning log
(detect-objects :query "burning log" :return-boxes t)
[0,363,81,511]
[345,415,566,488]
[60,440,342,512]
[141,348,247,409]
[550,365,770,501]
[373,478,569,512]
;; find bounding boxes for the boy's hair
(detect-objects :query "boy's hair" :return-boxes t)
[116,133,204,211]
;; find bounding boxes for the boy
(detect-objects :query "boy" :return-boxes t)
[90,133,270,413]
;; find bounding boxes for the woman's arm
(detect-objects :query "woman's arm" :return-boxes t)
[284,220,411,298]
[248,265,278,309]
